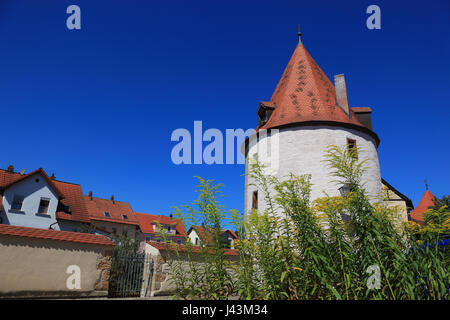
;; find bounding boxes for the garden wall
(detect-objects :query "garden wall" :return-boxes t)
[0,224,114,298]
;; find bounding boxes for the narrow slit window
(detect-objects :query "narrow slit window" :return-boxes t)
[38,198,50,214]
[252,191,258,210]
[347,138,358,159]
[11,195,24,210]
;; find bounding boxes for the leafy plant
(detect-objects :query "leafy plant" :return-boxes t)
[163,146,449,300]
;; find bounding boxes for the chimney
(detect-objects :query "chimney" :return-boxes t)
[110,195,115,204]
[169,214,173,219]
[6,165,14,173]
[334,74,350,115]
[50,173,56,180]
[88,191,93,200]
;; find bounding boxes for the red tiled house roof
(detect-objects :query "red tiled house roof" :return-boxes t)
[0,168,65,198]
[54,181,91,223]
[410,190,436,226]
[0,168,90,223]
[135,212,186,237]
[188,225,238,245]
[84,195,139,226]
[0,224,114,246]
[257,43,379,145]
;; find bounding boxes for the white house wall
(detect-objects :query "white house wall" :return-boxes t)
[1,173,59,229]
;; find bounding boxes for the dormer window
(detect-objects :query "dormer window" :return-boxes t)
[104,211,111,218]
[122,214,128,220]
[62,204,72,214]
[257,103,275,127]
[38,198,50,215]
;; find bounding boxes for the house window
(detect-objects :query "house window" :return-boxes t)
[11,195,24,210]
[145,236,151,241]
[122,214,128,220]
[38,198,50,214]
[177,239,182,244]
[112,228,117,234]
[122,228,128,237]
[195,238,199,245]
[104,212,111,218]
[167,225,171,232]
[347,138,358,159]
[252,191,258,210]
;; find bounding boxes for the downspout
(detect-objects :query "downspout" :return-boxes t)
[49,221,58,230]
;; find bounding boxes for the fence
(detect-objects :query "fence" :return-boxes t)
[108,251,153,298]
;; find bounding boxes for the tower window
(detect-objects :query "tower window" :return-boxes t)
[347,138,358,160]
[252,191,258,210]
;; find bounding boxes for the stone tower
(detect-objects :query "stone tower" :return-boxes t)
[244,36,382,216]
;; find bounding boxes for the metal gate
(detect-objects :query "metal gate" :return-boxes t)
[108,252,153,298]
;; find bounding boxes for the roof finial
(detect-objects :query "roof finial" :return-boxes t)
[297,24,302,44]
[424,179,429,190]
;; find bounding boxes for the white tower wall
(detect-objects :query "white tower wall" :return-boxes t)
[244,125,382,217]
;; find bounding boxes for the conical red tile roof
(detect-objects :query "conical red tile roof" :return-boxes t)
[410,190,436,226]
[259,43,379,144]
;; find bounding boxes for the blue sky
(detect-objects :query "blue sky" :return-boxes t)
[0,0,449,218]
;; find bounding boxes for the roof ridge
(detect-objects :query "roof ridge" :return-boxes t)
[84,195,130,204]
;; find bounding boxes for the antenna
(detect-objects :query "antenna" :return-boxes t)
[424,179,429,190]
[297,24,302,44]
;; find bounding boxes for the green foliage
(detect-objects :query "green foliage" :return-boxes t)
[163,177,236,300]
[108,234,141,296]
[165,147,449,300]
[431,196,450,211]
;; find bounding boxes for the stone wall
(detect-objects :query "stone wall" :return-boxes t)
[149,248,239,297]
[94,251,113,291]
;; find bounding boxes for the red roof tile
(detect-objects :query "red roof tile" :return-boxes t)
[351,107,372,113]
[0,224,114,246]
[258,44,379,144]
[0,169,23,186]
[54,181,91,223]
[147,241,238,256]
[84,196,139,225]
[135,212,186,236]
[410,190,436,226]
